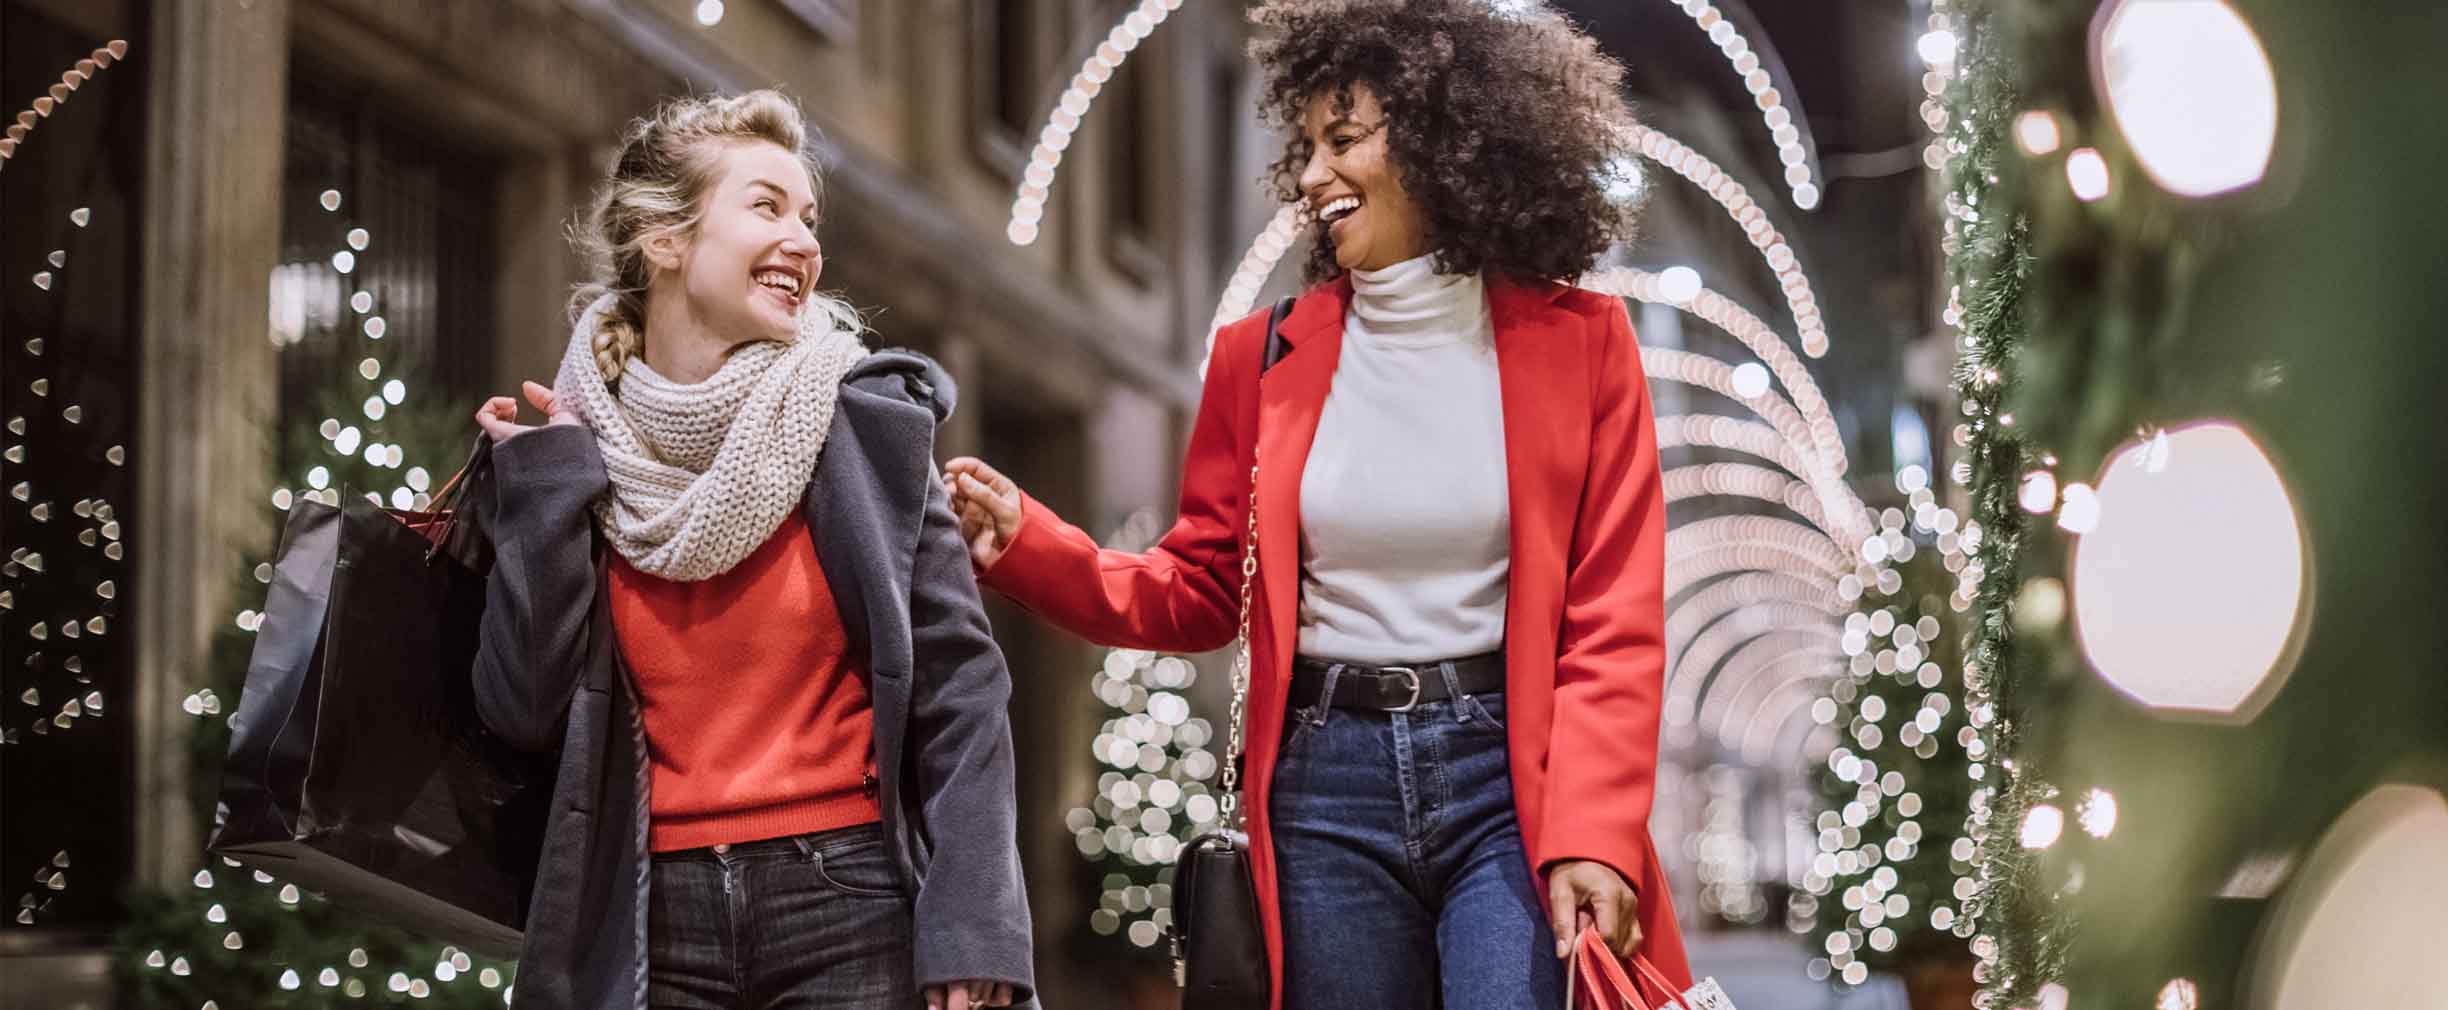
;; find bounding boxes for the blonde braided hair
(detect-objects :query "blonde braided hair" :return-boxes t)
[569,89,863,383]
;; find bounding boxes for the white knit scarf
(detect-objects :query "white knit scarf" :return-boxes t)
[554,293,870,582]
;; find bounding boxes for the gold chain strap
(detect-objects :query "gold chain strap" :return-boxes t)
[1218,459,1260,828]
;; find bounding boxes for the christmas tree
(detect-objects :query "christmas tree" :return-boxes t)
[109,174,520,1007]
[1059,512,1230,960]
[1796,479,1979,995]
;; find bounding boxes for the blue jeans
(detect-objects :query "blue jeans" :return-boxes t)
[646,823,916,1009]
[1269,673,1566,1010]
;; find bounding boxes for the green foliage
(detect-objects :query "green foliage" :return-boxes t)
[1800,532,1976,983]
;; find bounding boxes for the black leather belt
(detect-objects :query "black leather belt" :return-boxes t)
[1289,652,1506,712]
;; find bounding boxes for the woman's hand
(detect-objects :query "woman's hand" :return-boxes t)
[1548,859,1642,962]
[941,457,1024,573]
[924,980,1014,1010]
[472,381,581,444]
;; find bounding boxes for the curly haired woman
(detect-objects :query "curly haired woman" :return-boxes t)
[947,2,1690,1007]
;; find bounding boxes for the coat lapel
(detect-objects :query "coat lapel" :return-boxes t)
[803,386,935,674]
[1251,280,1351,717]
[1485,277,1585,698]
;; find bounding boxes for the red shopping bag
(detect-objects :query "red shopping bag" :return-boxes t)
[1566,925,1739,1010]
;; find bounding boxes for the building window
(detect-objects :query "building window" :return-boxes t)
[273,71,500,473]
[1209,61,1246,282]
[971,0,1034,177]
[1103,57,1159,282]
[1,0,150,939]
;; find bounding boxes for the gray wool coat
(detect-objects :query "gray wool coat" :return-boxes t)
[468,350,1037,1010]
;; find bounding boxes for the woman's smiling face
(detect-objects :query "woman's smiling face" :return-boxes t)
[659,139,825,343]
[1297,85,1427,273]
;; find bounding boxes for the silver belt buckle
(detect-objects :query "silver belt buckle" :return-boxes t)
[1380,666,1423,712]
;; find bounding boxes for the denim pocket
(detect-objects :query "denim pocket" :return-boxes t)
[1278,705,1328,757]
[807,833,905,899]
[1459,691,1507,732]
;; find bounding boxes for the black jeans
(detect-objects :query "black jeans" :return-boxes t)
[646,823,917,1009]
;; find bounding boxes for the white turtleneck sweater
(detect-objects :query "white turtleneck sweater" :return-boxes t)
[1296,255,1511,665]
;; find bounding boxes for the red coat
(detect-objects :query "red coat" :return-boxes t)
[982,275,1692,1006]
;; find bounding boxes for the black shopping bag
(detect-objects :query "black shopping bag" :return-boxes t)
[208,437,549,958]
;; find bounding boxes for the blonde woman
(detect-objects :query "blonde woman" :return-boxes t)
[468,90,1032,1010]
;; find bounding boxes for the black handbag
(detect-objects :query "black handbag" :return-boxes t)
[207,436,551,957]
[1168,295,1296,1009]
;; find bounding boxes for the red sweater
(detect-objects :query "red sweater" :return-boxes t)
[609,512,881,852]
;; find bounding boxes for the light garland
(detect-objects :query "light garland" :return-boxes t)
[1620,124,1832,357]
[1665,462,1831,532]
[1004,0,1189,247]
[1666,570,1842,657]
[1639,348,1842,514]
[0,40,129,169]
[1698,639,1843,756]
[2,193,127,815]
[1660,0,1822,210]
[1742,675,1836,766]
[1657,414,1813,481]
[1585,267,1847,476]
[1666,609,1835,734]
[1203,205,1307,352]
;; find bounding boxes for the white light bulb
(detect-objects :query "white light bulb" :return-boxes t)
[2079,788,2118,837]
[1916,30,1958,66]
[2016,110,2063,156]
[2095,0,2278,196]
[1730,362,1772,400]
[2057,481,2101,533]
[2020,470,2059,513]
[2021,804,2065,849]
[2066,148,2112,201]
[1658,266,1703,304]
[2072,421,2306,718]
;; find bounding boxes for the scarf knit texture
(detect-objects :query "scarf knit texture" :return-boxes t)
[554,293,870,582]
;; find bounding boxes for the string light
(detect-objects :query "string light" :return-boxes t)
[1662,0,1822,209]
[2065,147,2112,201]
[1667,609,1840,738]
[2093,0,2278,197]
[1620,125,1833,356]
[1204,205,1307,347]
[0,40,130,168]
[2015,111,2063,156]
[2070,421,2307,719]
[1583,268,1849,480]
[1005,0,1187,246]
[1697,638,1843,750]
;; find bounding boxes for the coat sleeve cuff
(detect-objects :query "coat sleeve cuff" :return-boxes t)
[976,491,1081,603]
[492,424,608,498]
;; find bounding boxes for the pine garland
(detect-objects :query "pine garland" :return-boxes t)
[1937,1,2064,1007]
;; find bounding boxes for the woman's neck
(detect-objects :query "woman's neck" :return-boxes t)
[1348,253,1485,346]
[639,290,735,385]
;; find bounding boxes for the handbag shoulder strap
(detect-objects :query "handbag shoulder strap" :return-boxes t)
[1261,295,1295,373]
[1217,294,1299,828]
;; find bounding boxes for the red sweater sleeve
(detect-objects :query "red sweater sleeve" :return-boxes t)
[1534,303,1669,887]
[978,323,1256,655]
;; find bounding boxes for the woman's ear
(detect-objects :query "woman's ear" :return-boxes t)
[642,228,686,274]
